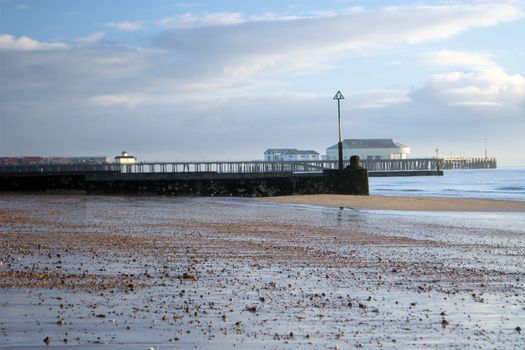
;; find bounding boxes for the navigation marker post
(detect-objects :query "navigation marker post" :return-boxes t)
[333,90,345,170]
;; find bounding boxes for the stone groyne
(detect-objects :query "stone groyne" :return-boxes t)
[0,169,369,197]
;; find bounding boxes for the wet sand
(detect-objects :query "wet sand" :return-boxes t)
[1,195,524,349]
[261,194,525,212]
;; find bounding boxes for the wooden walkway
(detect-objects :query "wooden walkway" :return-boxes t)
[0,157,496,174]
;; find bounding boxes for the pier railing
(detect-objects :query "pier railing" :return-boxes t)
[0,158,460,174]
[440,157,496,169]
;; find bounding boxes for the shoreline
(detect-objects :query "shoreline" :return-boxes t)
[259,194,525,212]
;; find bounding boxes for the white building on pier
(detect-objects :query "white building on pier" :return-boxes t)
[264,149,320,161]
[114,151,137,165]
[326,139,410,161]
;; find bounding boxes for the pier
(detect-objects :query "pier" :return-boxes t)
[0,157,494,175]
[0,157,498,196]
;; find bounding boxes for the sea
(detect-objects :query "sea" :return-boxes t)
[370,167,525,201]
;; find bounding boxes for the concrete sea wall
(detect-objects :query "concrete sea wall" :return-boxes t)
[0,169,369,196]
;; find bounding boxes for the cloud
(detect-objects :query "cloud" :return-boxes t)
[157,12,243,28]
[76,32,106,45]
[15,3,29,10]
[248,12,302,22]
[156,13,197,28]
[413,68,525,109]
[152,3,524,81]
[105,21,144,31]
[380,4,523,44]
[201,12,243,26]
[349,91,411,110]
[415,50,525,110]
[156,10,316,29]
[89,93,149,107]
[0,34,68,51]
[423,50,498,70]
[3,4,524,103]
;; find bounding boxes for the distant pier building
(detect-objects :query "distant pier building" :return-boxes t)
[114,151,137,165]
[0,156,110,165]
[264,149,320,161]
[326,139,410,161]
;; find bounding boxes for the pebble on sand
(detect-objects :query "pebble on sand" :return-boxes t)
[181,273,197,281]
[246,306,257,313]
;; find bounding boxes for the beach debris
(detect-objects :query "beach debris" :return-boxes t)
[516,326,521,333]
[161,314,168,321]
[222,314,228,322]
[43,336,51,345]
[442,318,449,326]
[180,272,197,281]
[56,319,64,325]
[246,306,257,313]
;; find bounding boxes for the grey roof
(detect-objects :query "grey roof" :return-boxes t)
[265,149,319,155]
[327,139,408,150]
[265,148,296,154]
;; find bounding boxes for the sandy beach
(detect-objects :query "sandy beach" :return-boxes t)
[260,194,525,212]
[1,194,524,349]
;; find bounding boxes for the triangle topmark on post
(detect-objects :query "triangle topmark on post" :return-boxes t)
[333,90,344,100]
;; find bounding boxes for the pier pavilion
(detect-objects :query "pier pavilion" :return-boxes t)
[326,139,410,161]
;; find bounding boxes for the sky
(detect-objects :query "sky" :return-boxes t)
[1,0,524,165]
